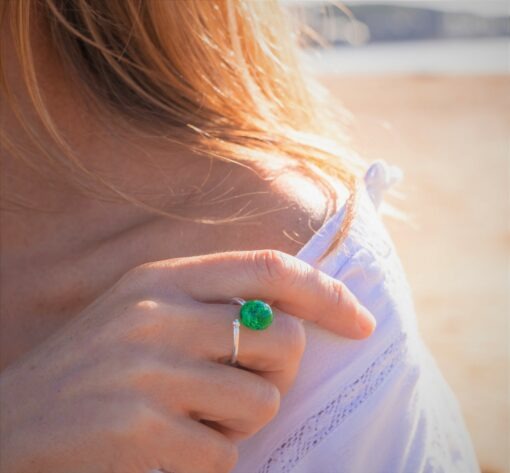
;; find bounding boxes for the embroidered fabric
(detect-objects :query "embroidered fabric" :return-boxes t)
[259,333,408,473]
[152,161,478,473]
[231,161,479,473]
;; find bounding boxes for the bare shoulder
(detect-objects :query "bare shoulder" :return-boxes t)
[205,169,349,256]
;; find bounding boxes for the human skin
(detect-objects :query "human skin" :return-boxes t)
[0,250,374,473]
[0,13,375,473]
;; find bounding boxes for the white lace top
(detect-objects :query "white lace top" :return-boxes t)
[231,161,479,473]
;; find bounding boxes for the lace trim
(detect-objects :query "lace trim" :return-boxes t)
[259,333,407,473]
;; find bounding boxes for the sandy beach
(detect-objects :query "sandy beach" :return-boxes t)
[322,75,509,473]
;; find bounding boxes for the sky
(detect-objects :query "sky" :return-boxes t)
[284,0,510,17]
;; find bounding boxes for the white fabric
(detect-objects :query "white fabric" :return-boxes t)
[230,161,479,473]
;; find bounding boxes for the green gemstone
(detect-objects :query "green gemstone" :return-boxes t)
[239,300,273,330]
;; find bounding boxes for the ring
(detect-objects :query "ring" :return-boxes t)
[230,318,241,366]
[230,297,274,331]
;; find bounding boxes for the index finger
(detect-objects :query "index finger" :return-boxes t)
[162,250,376,339]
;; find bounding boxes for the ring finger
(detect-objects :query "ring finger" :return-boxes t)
[190,302,307,394]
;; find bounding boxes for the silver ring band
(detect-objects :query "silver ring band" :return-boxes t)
[230,318,241,366]
[229,298,245,366]
[230,297,246,306]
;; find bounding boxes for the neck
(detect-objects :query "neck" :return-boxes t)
[1,128,262,260]
[0,18,255,261]
[0,18,293,266]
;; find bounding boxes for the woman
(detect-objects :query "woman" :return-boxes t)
[0,1,478,472]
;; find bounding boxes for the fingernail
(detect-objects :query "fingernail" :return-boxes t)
[356,309,376,338]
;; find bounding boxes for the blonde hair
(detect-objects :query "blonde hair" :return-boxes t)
[0,0,362,261]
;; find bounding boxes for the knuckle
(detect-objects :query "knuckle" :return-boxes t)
[126,405,172,451]
[122,301,168,342]
[132,299,161,314]
[124,358,165,390]
[252,250,294,284]
[207,438,238,473]
[133,404,166,436]
[120,261,182,295]
[279,316,306,362]
[126,262,158,285]
[330,279,347,310]
[105,402,166,470]
[129,300,166,325]
[110,400,157,439]
[253,380,281,423]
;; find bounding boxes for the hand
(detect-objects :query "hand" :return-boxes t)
[0,250,375,473]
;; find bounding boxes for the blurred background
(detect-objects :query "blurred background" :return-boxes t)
[284,1,510,472]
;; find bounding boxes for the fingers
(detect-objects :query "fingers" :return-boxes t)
[144,415,239,473]
[140,359,281,444]
[119,299,301,423]
[122,299,304,395]
[177,362,281,442]
[191,303,304,391]
[161,250,376,339]
[120,299,303,384]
